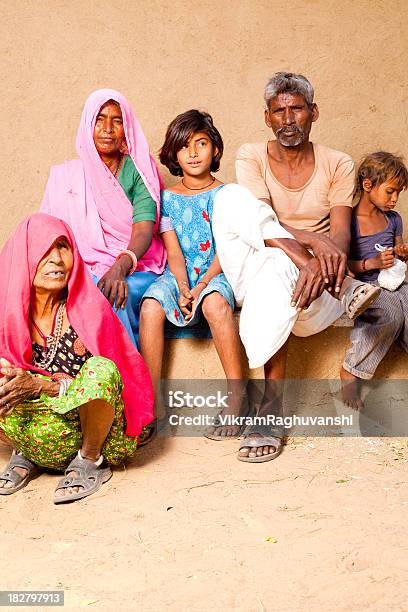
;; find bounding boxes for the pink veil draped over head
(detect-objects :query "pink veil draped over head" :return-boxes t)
[41,88,166,279]
[0,213,154,436]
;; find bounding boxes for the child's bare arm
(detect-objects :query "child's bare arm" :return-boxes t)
[348,248,394,274]
[162,230,192,317]
[394,236,408,261]
[187,254,223,312]
[194,254,222,287]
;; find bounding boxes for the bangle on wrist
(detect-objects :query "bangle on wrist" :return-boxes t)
[116,250,138,275]
[197,280,208,287]
[58,378,73,397]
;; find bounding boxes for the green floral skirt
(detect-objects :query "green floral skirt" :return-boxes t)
[0,356,141,471]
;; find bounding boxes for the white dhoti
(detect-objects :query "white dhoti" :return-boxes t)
[213,184,343,369]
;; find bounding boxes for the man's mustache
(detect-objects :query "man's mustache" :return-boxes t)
[276,126,304,137]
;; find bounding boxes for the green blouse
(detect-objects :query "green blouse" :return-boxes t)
[117,155,157,223]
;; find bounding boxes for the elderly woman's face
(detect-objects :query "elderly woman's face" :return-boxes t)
[32,237,73,292]
[93,101,125,157]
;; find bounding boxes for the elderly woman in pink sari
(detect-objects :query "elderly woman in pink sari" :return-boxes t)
[41,89,166,346]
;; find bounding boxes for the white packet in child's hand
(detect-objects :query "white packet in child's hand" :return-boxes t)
[375,243,407,291]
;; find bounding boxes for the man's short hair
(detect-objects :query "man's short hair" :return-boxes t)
[264,72,314,108]
[357,151,408,191]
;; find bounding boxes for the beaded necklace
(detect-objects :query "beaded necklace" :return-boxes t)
[30,302,66,370]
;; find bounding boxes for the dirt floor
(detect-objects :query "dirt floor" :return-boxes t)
[1,434,407,612]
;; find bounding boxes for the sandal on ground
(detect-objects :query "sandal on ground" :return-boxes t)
[138,419,157,448]
[205,399,254,441]
[237,425,283,463]
[0,450,40,495]
[342,281,381,320]
[53,453,112,504]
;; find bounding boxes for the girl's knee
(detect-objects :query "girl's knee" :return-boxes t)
[202,293,231,320]
[140,298,165,321]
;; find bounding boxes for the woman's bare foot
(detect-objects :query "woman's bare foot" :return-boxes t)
[0,450,40,494]
[340,367,365,411]
[54,450,103,499]
[0,466,28,489]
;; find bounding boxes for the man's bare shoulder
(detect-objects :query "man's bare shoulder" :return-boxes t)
[236,142,266,160]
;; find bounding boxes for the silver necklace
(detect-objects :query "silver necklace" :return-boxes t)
[32,302,66,370]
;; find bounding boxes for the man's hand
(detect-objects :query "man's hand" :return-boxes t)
[0,360,39,416]
[309,233,348,293]
[394,243,408,261]
[367,248,394,270]
[291,258,326,310]
[97,260,129,309]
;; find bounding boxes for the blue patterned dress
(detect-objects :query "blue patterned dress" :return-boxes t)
[142,185,235,338]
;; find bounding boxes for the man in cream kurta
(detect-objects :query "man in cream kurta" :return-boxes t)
[212,73,356,461]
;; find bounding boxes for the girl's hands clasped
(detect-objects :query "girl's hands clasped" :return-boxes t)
[178,283,193,318]
[178,282,206,320]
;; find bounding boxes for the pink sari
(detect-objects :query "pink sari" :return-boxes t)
[41,89,166,279]
[0,213,154,436]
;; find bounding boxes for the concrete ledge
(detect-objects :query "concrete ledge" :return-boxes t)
[162,312,407,380]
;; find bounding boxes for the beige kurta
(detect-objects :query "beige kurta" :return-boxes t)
[235,142,355,235]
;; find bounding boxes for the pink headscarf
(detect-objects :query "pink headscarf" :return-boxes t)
[0,213,154,436]
[41,88,166,278]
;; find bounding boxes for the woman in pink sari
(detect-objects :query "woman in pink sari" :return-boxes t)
[0,214,153,503]
[41,89,166,346]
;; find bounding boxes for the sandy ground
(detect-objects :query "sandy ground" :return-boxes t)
[1,434,407,612]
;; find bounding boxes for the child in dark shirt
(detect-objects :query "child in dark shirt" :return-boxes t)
[341,152,408,409]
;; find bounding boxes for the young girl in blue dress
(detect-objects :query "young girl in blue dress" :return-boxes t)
[140,110,247,438]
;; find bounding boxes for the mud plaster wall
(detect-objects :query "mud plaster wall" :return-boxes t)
[1,0,407,245]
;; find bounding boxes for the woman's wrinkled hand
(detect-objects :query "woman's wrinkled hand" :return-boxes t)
[0,359,39,416]
[97,260,129,309]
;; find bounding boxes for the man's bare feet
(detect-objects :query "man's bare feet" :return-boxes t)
[238,434,280,459]
[340,367,365,411]
[237,397,283,461]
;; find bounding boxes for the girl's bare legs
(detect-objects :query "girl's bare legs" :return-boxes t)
[239,340,288,459]
[201,292,247,437]
[139,298,167,418]
[340,366,365,411]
